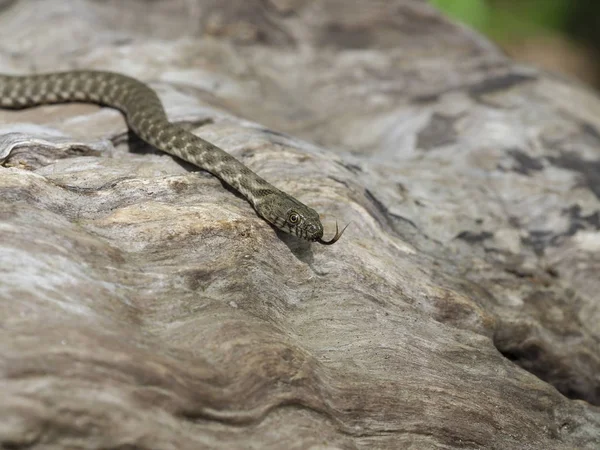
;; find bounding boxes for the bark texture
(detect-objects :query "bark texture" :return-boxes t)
[0,0,599,449]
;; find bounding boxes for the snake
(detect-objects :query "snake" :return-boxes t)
[0,70,346,244]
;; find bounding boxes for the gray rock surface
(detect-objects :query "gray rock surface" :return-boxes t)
[0,0,599,448]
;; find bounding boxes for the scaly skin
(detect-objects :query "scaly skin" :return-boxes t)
[0,71,345,244]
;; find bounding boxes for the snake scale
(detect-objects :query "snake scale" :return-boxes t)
[0,70,346,244]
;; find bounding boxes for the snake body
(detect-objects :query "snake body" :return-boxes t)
[0,71,344,244]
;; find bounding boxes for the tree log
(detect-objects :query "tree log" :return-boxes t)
[0,1,598,448]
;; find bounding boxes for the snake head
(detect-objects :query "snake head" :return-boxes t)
[255,191,347,244]
[262,199,324,241]
[253,192,324,241]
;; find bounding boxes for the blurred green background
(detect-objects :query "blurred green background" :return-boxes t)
[430,0,600,88]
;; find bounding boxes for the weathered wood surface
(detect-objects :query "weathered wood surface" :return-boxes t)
[0,0,599,448]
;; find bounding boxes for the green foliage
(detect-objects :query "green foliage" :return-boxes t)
[431,0,575,40]
[430,0,490,31]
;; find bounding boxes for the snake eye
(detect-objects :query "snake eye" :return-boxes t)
[288,212,300,224]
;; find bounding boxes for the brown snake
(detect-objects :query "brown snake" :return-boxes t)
[0,71,346,244]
